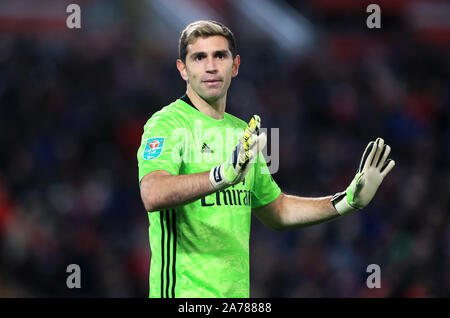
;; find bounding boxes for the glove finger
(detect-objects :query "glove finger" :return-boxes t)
[359,141,374,172]
[245,134,257,164]
[380,159,395,179]
[244,115,261,141]
[238,115,260,168]
[377,144,391,169]
[244,132,257,151]
[254,115,261,134]
[248,132,266,163]
[364,138,379,170]
[237,140,250,169]
[372,138,384,168]
[256,132,267,153]
[238,151,249,169]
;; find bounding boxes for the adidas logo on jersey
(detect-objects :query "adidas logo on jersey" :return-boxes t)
[201,142,214,153]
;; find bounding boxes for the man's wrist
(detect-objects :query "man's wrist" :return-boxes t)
[331,191,358,216]
[209,164,228,190]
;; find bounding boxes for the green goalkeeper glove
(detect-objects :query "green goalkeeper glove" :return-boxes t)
[332,137,395,215]
[209,115,267,190]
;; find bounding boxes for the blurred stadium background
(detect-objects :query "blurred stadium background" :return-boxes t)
[0,0,449,297]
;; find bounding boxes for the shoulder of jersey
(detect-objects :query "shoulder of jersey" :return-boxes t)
[225,112,248,129]
[146,101,188,126]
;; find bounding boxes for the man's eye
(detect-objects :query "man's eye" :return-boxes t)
[217,54,225,59]
[195,55,204,61]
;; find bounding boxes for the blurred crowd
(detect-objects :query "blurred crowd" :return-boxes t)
[0,0,449,297]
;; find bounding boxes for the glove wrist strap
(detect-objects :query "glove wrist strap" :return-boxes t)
[209,164,228,190]
[331,191,358,216]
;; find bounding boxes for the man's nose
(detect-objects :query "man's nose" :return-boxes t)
[205,57,217,73]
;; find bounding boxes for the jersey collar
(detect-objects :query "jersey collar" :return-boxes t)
[180,94,197,111]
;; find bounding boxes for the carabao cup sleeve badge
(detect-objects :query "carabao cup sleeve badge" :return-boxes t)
[143,137,165,160]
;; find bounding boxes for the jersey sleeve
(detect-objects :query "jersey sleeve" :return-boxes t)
[137,111,185,182]
[251,151,281,209]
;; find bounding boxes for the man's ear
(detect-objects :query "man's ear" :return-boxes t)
[231,55,240,78]
[176,59,188,81]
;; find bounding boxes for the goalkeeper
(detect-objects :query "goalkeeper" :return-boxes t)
[137,20,395,298]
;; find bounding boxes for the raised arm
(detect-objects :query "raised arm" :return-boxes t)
[253,137,395,231]
[253,193,339,231]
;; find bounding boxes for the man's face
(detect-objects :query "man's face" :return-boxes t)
[177,35,240,102]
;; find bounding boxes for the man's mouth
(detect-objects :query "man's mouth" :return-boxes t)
[202,79,222,87]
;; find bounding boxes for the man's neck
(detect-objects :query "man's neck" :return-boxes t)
[186,86,226,120]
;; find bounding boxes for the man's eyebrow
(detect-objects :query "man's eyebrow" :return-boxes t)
[214,50,230,56]
[189,50,230,59]
[190,51,206,59]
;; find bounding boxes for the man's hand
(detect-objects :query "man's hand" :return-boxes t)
[209,115,267,190]
[332,137,396,215]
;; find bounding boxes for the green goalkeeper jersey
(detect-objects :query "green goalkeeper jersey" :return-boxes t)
[137,96,281,298]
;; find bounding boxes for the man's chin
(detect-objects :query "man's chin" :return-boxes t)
[200,91,223,103]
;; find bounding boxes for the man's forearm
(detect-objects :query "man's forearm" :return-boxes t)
[141,171,215,212]
[277,194,340,229]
